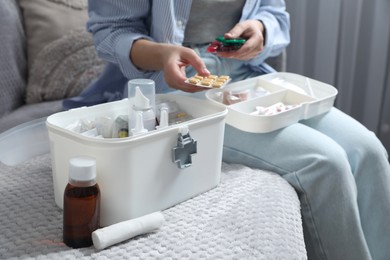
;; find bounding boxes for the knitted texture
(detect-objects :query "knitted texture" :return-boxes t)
[0,0,27,117]
[0,154,306,259]
[25,29,105,104]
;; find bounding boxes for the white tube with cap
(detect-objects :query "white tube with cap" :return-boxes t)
[131,111,148,136]
[92,211,165,250]
[156,104,169,129]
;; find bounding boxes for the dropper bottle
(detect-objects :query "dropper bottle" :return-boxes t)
[131,110,148,136]
[133,86,156,131]
[156,103,169,129]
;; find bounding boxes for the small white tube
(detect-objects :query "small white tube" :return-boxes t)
[92,211,165,250]
[156,105,169,129]
[131,111,148,136]
[132,86,156,131]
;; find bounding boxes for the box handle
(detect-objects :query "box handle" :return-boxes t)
[172,126,197,169]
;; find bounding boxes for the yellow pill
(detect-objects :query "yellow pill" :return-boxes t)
[201,80,211,86]
[212,82,223,88]
[216,78,227,83]
[188,77,200,84]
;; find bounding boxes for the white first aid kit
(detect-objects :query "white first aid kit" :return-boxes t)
[46,72,337,227]
[47,94,227,227]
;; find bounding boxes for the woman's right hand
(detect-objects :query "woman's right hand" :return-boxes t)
[131,40,210,92]
[161,44,211,92]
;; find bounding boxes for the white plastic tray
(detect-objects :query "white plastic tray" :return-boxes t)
[205,72,338,133]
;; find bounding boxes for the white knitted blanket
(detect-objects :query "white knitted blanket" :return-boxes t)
[0,154,306,259]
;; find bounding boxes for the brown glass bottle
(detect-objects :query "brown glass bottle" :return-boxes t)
[63,156,100,248]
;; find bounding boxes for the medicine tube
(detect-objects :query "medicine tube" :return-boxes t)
[63,156,100,248]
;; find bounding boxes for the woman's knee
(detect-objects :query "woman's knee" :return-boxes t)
[298,142,353,183]
[353,131,388,159]
[338,130,388,176]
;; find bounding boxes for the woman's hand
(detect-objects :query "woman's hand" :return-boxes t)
[160,45,210,92]
[217,20,265,60]
[131,40,210,92]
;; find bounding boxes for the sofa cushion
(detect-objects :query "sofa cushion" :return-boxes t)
[0,0,27,117]
[25,29,105,104]
[17,0,88,68]
[15,0,105,104]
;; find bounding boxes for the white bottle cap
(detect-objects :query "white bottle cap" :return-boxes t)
[69,156,96,182]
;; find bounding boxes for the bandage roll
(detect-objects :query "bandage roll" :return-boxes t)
[92,211,165,250]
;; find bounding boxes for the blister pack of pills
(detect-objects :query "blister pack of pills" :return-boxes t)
[185,74,231,88]
[207,36,246,53]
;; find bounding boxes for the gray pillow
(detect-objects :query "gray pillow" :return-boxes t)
[0,0,27,117]
[25,29,106,103]
[17,0,88,69]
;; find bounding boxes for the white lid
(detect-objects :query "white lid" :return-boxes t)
[69,156,96,182]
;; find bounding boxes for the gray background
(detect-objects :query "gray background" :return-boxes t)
[285,0,390,153]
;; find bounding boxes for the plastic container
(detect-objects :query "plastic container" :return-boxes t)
[0,117,49,166]
[46,73,337,226]
[205,72,338,133]
[46,94,227,227]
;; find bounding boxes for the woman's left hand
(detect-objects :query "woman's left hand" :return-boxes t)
[217,20,265,60]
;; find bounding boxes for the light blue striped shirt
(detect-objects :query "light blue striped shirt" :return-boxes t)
[87,0,290,92]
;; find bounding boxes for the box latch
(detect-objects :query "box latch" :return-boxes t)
[172,126,197,169]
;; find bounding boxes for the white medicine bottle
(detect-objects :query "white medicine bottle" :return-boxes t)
[128,79,156,131]
[63,156,100,248]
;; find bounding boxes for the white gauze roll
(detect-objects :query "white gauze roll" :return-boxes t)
[92,211,165,250]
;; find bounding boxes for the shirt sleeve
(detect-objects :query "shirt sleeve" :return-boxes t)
[87,0,155,79]
[241,0,290,70]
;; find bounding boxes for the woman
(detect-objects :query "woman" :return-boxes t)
[84,1,390,259]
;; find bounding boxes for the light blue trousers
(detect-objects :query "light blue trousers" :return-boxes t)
[185,46,390,260]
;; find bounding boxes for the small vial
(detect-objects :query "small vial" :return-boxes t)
[63,156,100,248]
[132,86,156,131]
